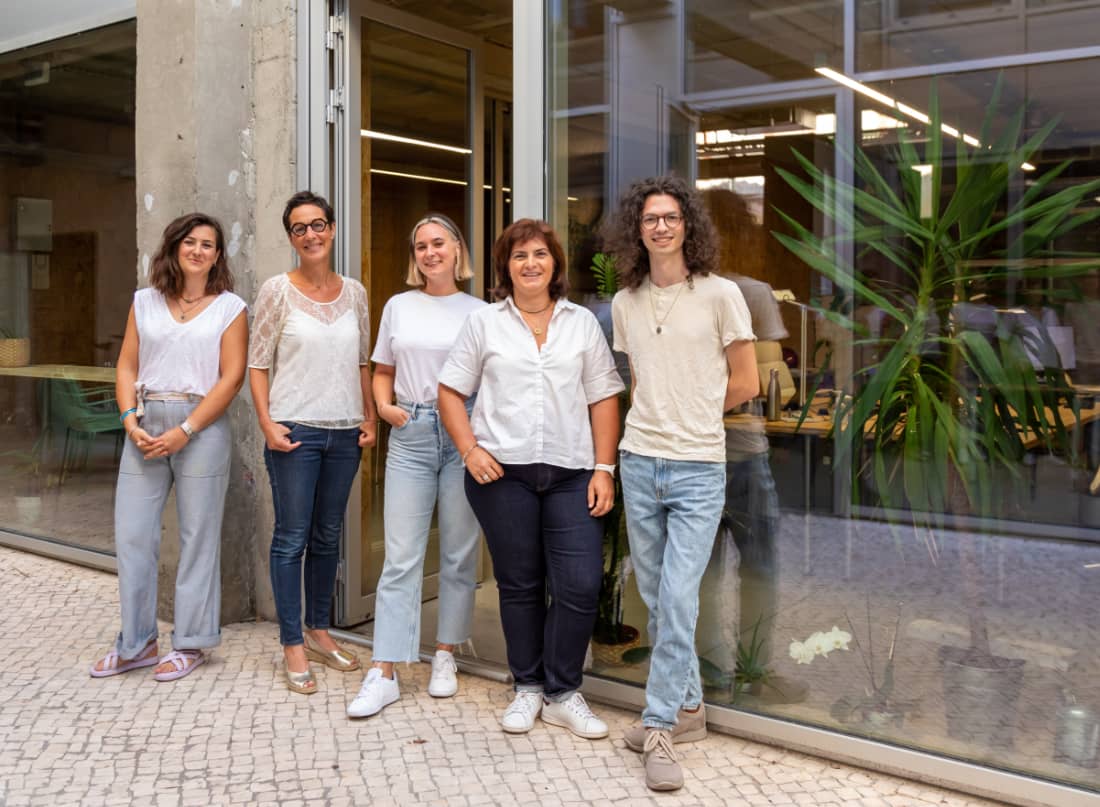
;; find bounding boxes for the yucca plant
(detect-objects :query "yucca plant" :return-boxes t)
[773,82,1100,660]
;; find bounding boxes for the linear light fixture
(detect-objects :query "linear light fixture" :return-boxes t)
[370,168,467,186]
[360,129,472,155]
[815,67,981,148]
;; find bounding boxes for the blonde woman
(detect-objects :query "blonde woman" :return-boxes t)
[348,213,485,718]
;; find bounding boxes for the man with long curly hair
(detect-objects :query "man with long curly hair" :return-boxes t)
[605,175,759,791]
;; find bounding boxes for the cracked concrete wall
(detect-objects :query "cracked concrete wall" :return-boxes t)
[135,0,296,626]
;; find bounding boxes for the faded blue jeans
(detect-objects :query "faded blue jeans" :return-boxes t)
[265,424,362,647]
[371,400,480,662]
[619,450,726,730]
[114,400,230,659]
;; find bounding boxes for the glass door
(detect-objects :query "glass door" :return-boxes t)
[338,0,486,627]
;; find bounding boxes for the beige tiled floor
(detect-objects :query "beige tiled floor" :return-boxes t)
[0,546,1009,807]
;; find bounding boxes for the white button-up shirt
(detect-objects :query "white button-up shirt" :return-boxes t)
[439,296,625,469]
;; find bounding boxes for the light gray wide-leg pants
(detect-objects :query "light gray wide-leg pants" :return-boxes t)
[113,400,230,659]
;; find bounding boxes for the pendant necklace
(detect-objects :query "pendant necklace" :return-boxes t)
[517,299,554,335]
[649,278,686,335]
[175,296,206,321]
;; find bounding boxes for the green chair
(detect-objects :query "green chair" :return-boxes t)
[47,379,124,484]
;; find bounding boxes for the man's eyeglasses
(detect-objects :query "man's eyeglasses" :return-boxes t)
[289,219,330,237]
[641,213,683,230]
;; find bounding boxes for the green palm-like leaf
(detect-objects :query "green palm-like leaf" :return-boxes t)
[772,81,1100,544]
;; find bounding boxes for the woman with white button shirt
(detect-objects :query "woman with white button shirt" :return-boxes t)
[346,213,485,719]
[438,218,624,739]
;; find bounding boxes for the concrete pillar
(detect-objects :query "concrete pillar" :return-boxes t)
[134,0,296,625]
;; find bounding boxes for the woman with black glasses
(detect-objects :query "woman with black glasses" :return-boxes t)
[249,191,377,695]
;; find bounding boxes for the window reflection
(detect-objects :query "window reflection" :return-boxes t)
[0,22,136,554]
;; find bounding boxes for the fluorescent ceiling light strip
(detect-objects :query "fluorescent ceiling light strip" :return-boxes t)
[815,67,982,148]
[361,129,472,155]
[370,168,467,186]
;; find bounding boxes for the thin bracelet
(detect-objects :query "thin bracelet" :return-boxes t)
[119,407,137,423]
[461,442,479,464]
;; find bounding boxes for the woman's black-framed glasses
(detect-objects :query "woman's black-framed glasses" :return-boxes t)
[289,218,330,237]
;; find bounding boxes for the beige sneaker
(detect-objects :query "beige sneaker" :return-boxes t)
[642,729,683,791]
[623,704,707,751]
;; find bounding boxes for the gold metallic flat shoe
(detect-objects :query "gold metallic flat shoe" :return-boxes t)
[304,638,361,672]
[285,662,318,695]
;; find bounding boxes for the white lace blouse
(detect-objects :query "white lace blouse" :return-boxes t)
[248,273,371,428]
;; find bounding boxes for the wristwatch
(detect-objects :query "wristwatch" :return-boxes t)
[594,463,616,476]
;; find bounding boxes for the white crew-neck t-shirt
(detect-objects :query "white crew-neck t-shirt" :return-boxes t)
[612,272,754,463]
[134,288,247,396]
[371,289,486,404]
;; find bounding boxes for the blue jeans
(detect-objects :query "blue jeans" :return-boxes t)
[619,450,726,729]
[372,401,480,662]
[265,424,362,646]
[725,452,779,665]
[464,463,603,700]
[114,400,230,658]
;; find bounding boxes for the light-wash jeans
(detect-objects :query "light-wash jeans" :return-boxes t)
[114,400,231,659]
[619,449,726,730]
[371,401,480,662]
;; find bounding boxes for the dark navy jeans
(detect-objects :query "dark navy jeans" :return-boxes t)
[464,463,604,699]
[265,423,362,646]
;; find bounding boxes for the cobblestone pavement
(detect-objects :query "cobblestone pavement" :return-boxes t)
[0,547,1005,807]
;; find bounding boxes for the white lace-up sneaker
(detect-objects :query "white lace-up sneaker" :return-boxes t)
[500,690,543,733]
[540,692,609,739]
[427,650,458,698]
[347,667,400,718]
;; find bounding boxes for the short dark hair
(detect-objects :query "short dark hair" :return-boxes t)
[491,219,570,301]
[601,175,718,290]
[282,190,335,233]
[149,213,234,297]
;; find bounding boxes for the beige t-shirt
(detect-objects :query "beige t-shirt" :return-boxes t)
[612,272,754,462]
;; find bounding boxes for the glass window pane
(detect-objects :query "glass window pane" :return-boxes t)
[0,21,136,556]
[858,0,1100,71]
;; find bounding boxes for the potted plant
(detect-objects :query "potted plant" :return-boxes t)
[773,81,1100,747]
[585,251,641,662]
[0,326,30,368]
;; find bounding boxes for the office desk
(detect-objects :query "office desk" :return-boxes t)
[0,364,116,383]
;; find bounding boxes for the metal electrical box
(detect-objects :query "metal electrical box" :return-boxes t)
[14,197,53,252]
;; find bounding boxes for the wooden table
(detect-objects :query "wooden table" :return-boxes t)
[0,364,116,383]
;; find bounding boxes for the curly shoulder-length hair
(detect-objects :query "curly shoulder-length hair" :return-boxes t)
[601,175,718,290]
[491,219,569,301]
[149,212,233,297]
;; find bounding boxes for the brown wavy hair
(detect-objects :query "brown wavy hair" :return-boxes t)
[601,175,718,290]
[149,213,233,297]
[491,219,569,301]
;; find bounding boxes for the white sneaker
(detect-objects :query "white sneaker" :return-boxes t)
[541,692,609,739]
[428,650,458,698]
[347,667,400,718]
[501,690,543,733]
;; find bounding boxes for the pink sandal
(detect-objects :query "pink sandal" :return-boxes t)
[153,649,205,682]
[89,643,159,678]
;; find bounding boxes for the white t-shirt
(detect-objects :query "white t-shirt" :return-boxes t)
[371,290,486,404]
[248,273,371,428]
[134,288,246,396]
[439,297,625,469]
[613,272,754,463]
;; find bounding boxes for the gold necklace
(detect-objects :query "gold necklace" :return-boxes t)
[174,296,206,321]
[517,299,554,336]
[648,278,687,335]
